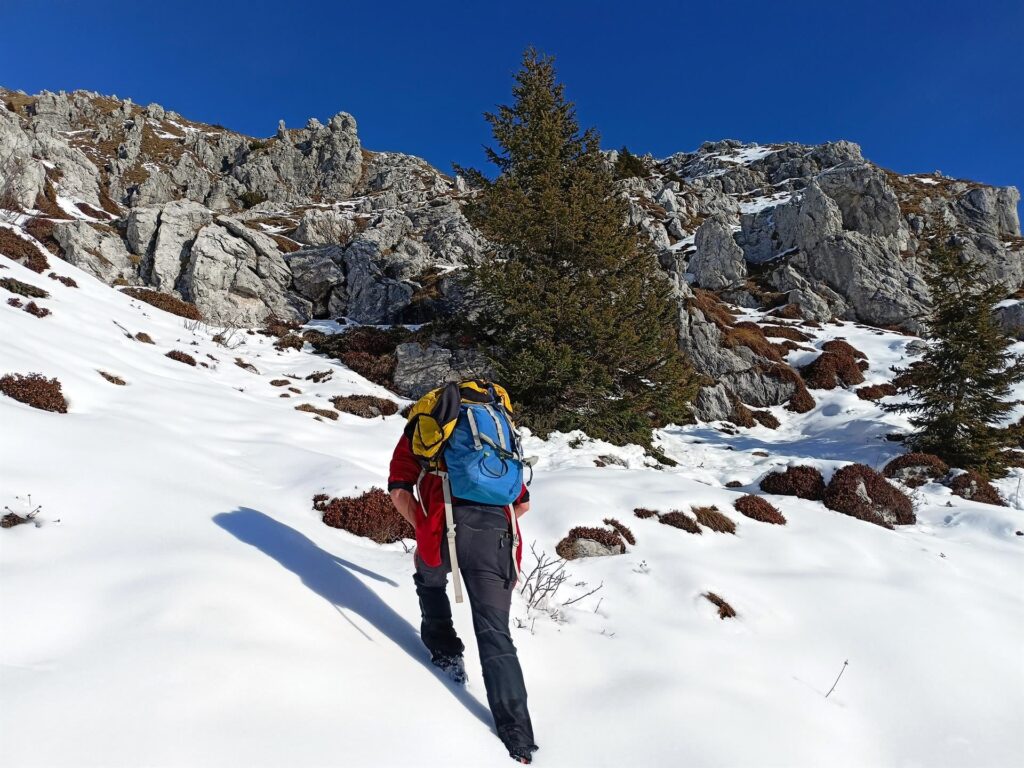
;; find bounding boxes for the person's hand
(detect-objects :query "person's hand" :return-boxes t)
[389,488,420,529]
[513,500,530,518]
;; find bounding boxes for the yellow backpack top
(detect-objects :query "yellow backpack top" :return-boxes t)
[404,380,514,468]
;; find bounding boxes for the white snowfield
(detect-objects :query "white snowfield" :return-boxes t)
[1,249,1023,768]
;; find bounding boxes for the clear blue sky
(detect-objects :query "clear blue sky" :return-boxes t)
[3,0,1022,217]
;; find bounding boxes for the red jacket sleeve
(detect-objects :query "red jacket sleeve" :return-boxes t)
[388,435,422,493]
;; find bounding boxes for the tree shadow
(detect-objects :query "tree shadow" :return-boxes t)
[213,507,493,729]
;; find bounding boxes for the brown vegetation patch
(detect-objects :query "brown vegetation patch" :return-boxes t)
[268,233,301,253]
[135,332,155,344]
[603,517,636,545]
[0,276,49,299]
[728,401,756,428]
[316,488,411,544]
[166,350,197,366]
[305,326,420,387]
[822,339,866,360]
[751,409,780,429]
[759,465,826,500]
[274,333,305,352]
[0,373,68,413]
[48,272,78,288]
[295,403,339,421]
[23,301,50,318]
[233,357,258,373]
[98,370,126,386]
[689,288,737,329]
[306,369,333,384]
[724,322,786,362]
[659,510,702,534]
[703,592,737,619]
[555,525,626,560]
[121,288,203,320]
[1,511,29,528]
[800,350,866,390]
[823,464,914,528]
[270,379,290,387]
[763,364,816,413]
[856,383,898,401]
[0,227,49,273]
[769,303,803,320]
[692,505,736,534]
[883,453,949,488]
[260,315,301,338]
[725,480,744,488]
[633,507,659,520]
[33,182,72,220]
[331,394,400,419]
[733,494,787,524]
[948,471,1005,506]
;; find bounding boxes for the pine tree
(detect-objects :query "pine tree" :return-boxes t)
[453,50,698,446]
[613,146,648,180]
[887,233,1024,477]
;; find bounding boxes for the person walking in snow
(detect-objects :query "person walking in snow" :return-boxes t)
[388,380,538,764]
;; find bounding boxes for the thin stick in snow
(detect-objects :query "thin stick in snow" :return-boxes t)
[825,660,849,698]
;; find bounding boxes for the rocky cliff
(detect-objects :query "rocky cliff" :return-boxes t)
[2,87,1021,417]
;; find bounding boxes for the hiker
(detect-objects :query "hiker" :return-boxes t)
[388,380,538,765]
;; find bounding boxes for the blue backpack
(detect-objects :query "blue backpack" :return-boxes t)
[444,385,529,506]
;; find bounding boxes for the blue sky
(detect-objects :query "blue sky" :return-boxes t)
[3,0,1022,215]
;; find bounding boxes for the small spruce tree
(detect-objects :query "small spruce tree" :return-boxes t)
[887,233,1024,477]
[613,146,649,180]
[453,50,697,446]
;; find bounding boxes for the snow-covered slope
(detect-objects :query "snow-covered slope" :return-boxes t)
[2,246,1022,768]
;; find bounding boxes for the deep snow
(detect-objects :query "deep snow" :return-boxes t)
[1,242,1022,768]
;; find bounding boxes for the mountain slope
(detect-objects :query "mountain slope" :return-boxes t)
[2,232,1022,767]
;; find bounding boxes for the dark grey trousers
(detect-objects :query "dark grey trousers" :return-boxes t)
[413,504,536,752]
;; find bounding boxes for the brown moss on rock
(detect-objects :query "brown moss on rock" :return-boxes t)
[823,464,914,528]
[734,494,787,524]
[948,470,1005,506]
[0,227,49,273]
[800,350,866,390]
[166,350,197,366]
[0,373,68,413]
[856,383,898,401]
[295,403,339,421]
[555,525,626,560]
[883,453,949,487]
[759,465,826,500]
[316,488,411,544]
[121,287,202,321]
[332,394,400,419]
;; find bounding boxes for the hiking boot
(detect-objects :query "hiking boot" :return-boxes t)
[507,744,538,764]
[430,652,467,685]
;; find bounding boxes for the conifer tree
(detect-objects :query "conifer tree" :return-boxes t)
[454,50,698,446]
[613,146,649,180]
[887,233,1024,477]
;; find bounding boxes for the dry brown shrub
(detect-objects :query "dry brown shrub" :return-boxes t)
[856,383,898,401]
[883,453,949,487]
[724,480,744,488]
[724,323,785,362]
[23,301,50,318]
[734,494,787,524]
[692,505,736,534]
[801,350,866,389]
[295,403,339,420]
[332,394,400,418]
[234,357,258,373]
[274,333,305,352]
[2,511,29,528]
[822,339,866,360]
[306,369,333,383]
[728,401,756,428]
[948,471,1005,506]
[0,373,68,412]
[602,517,636,545]
[23,218,60,255]
[48,272,78,288]
[268,233,301,253]
[121,288,202,320]
[762,325,811,342]
[763,364,816,413]
[75,201,110,219]
[689,289,737,328]
[823,464,914,528]
[759,465,826,500]
[269,379,290,387]
[633,507,659,520]
[1,277,49,299]
[166,350,197,366]
[316,488,411,544]
[659,510,702,534]
[769,303,803,320]
[7,297,21,307]
[703,592,737,619]
[555,526,625,560]
[98,371,126,385]
[135,332,155,344]
[261,316,301,338]
[752,410,780,429]
[0,227,48,273]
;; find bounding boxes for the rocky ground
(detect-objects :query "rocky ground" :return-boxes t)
[2,87,1022,417]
